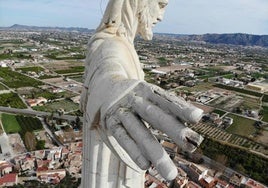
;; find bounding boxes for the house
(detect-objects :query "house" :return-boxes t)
[51,87,64,93]
[145,173,168,188]
[61,147,69,159]
[26,97,47,107]
[35,150,46,159]
[199,176,216,188]
[244,178,266,188]
[37,169,66,184]
[71,95,80,104]
[186,181,202,188]
[229,173,245,187]
[222,117,233,126]
[0,62,8,67]
[214,178,229,188]
[173,177,188,188]
[0,173,18,187]
[210,113,220,121]
[0,161,13,176]
[172,168,188,188]
[183,163,208,183]
[161,141,178,157]
[20,157,35,172]
[214,118,223,126]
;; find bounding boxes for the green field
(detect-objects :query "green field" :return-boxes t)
[239,95,261,110]
[212,109,226,117]
[182,82,214,92]
[38,75,61,79]
[16,66,44,73]
[226,113,257,137]
[261,106,268,122]
[32,99,79,112]
[1,113,21,133]
[55,66,85,74]
[0,67,43,88]
[0,53,32,60]
[68,75,83,83]
[0,83,7,90]
[1,113,43,150]
[0,92,27,108]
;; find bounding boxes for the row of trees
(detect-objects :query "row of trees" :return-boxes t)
[16,115,44,151]
[200,138,268,184]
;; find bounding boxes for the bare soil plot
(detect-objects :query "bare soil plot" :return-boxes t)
[42,60,84,72]
[256,130,268,146]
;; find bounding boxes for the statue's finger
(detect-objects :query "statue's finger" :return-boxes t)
[134,83,203,124]
[116,108,177,181]
[107,121,150,170]
[131,96,203,153]
[149,88,203,124]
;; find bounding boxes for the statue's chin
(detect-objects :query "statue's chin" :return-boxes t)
[139,29,153,41]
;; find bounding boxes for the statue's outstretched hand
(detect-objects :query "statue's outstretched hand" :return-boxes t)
[103,81,204,180]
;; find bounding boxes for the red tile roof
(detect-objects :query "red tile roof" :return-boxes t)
[0,173,17,185]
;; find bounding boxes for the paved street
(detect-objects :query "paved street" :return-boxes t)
[0,106,83,122]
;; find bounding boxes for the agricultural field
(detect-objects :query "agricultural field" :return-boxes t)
[45,52,85,60]
[226,113,257,137]
[208,94,243,111]
[17,115,43,151]
[55,66,84,74]
[1,114,44,151]
[195,67,232,79]
[189,122,267,155]
[68,75,83,83]
[0,92,27,109]
[256,130,268,146]
[1,113,21,133]
[182,82,214,93]
[16,66,44,73]
[261,106,268,122]
[0,83,7,90]
[42,60,84,73]
[0,52,32,60]
[212,109,226,117]
[236,94,261,110]
[0,67,43,88]
[38,74,61,80]
[22,89,70,100]
[32,99,79,113]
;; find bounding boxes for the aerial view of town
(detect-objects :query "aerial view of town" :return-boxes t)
[0,24,267,188]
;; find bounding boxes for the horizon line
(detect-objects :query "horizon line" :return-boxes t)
[1,24,268,36]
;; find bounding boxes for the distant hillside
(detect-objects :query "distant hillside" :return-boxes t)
[0,24,94,33]
[174,33,268,47]
[2,25,268,47]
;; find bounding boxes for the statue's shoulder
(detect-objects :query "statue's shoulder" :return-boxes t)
[99,36,132,54]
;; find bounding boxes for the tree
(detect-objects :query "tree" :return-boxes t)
[75,116,82,130]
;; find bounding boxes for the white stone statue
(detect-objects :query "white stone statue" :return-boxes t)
[81,0,204,187]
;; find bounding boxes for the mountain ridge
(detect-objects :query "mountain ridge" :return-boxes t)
[0,24,94,33]
[1,24,268,47]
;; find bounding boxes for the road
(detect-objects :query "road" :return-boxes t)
[0,106,83,122]
[40,117,63,146]
[0,106,83,147]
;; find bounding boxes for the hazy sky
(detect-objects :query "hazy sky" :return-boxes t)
[1,0,268,35]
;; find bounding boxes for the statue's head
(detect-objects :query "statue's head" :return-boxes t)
[137,0,168,40]
[96,0,168,41]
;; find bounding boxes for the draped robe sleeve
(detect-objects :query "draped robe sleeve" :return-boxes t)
[81,35,145,188]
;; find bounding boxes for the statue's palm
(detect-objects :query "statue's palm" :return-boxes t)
[103,82,203,180]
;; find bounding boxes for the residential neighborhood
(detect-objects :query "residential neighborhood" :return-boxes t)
[0,27,267,187]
